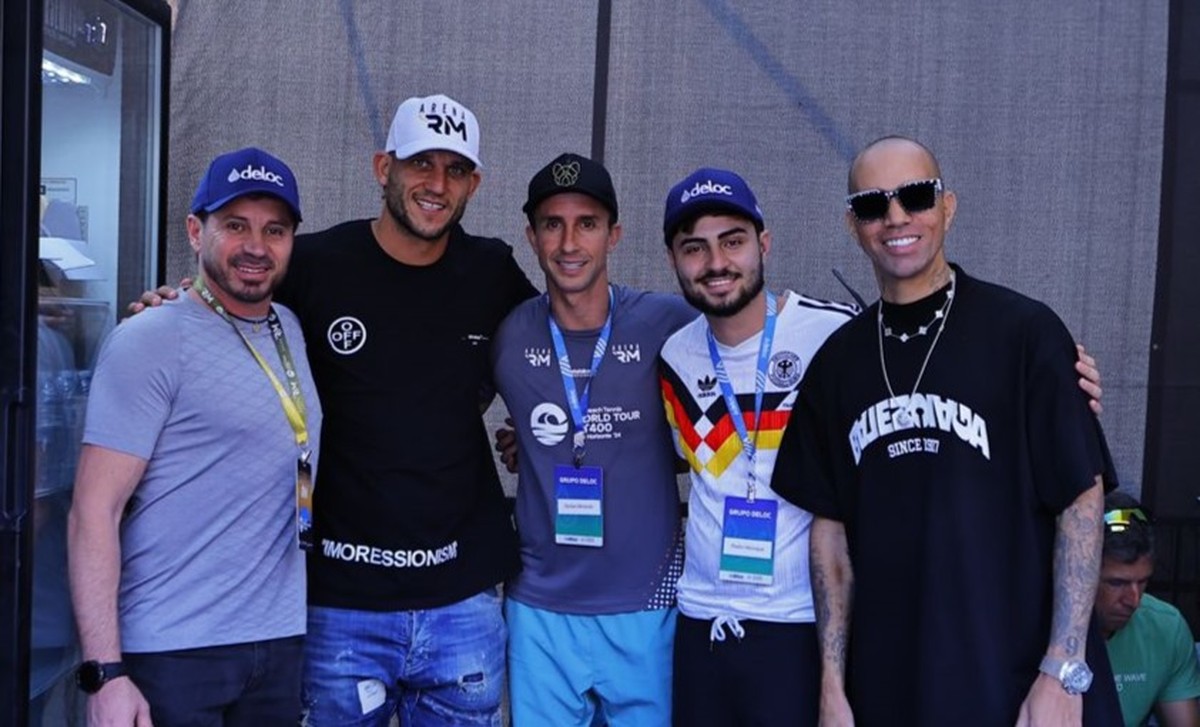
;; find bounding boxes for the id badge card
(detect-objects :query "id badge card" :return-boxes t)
[296,454,314,551]
[719,496,777,584]
[554,464,604,547]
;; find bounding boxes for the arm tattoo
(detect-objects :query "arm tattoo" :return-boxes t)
[1049,480,1103,659]
[812,520,854,678]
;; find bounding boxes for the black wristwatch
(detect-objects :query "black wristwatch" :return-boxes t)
[76,660,128,694]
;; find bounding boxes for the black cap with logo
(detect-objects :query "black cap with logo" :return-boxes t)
[523,153,618,223]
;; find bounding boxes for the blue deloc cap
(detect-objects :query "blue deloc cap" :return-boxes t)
[663,167,763,245]
[190,146,302,223]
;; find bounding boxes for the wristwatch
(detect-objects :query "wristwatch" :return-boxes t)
[76,660,128,694]
[1038,656,1093,695]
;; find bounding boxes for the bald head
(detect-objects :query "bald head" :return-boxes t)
[848,136,943,193]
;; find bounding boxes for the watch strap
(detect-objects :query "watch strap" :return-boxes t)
[77,660,128,693]
[101,661,128,681]
[1038,655,1068,680]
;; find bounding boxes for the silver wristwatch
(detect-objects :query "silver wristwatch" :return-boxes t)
[1039,656,1093,695]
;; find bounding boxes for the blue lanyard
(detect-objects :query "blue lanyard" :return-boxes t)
[547,286,615,467]
[706,291,777,500]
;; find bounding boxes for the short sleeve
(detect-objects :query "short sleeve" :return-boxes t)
[658,354,689,462]
[1022,306,1106,513]
[1160,610,1200,703]
[82,313,178,459]
[501,245,539,310]
[771,344,846,522]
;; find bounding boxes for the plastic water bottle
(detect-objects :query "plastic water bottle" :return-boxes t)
[67,369,91,484]
[36,375,64,492]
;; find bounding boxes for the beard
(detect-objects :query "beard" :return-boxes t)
[200,249,282,305]
[677,262,765,318]
[384,178,466,243]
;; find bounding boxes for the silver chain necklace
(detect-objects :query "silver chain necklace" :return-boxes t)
[880,291,953,343]
[877,271,956,428]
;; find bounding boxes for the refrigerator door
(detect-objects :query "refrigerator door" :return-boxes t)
[1,1,44,724]
[23,1,169,724]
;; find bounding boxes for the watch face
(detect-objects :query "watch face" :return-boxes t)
[1063,662,1093,694]
[76,661,105,693]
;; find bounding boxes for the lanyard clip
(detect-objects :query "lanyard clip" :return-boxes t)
[572,430,586,468]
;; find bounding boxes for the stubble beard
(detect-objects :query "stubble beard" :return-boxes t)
[678,262,765,318]
[385,182,465,243]
[200,248,279,305]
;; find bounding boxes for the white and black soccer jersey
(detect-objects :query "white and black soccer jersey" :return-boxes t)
[276,220,538,611]
[659,291,855,623]
[772,266,1122,726]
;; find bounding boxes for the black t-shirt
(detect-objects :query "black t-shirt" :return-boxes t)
[277,220,538,610]
[772,266,1121,726]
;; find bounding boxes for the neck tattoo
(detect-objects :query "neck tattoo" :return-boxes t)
[877,270,956,427]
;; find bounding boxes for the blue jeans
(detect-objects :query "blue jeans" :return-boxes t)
[123,635,303,727]
[302,589,506,726]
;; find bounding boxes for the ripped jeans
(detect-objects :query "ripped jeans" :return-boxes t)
[302,589,506,726]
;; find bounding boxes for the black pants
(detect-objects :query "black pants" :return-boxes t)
[125,635,304,727]
[672,613,819,727]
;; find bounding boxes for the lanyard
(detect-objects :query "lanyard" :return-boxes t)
[547,286,614,467]
[193,277,310,452]
[706,291,777,501]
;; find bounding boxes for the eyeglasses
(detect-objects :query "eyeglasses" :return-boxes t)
[846,178,943,222]
[1103,507,1149,533]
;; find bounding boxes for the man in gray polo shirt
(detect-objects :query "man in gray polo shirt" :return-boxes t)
[68,147,321,726]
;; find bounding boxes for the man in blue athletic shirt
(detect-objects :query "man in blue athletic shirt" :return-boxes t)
[493,153,697,726]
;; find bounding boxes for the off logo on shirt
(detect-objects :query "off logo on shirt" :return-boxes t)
[327,316,367,355]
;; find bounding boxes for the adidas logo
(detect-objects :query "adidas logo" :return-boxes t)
[697,375,717,396]
[227,165,286,187]
[680,180,733,203]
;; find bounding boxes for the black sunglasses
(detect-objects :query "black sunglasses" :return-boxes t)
[846,178,943,222]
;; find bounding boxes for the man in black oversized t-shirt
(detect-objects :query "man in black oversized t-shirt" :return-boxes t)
[772,136,1122,726]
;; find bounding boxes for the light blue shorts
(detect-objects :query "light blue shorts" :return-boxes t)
[506,599,675,727]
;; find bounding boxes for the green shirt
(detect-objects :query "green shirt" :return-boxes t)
[1106,593,1200,726]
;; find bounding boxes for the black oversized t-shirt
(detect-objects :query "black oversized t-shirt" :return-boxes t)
[276,220,538,610]
[772,266,1121,726]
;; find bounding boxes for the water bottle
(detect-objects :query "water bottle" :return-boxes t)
[67,369,92,484]
[36,376,64,493]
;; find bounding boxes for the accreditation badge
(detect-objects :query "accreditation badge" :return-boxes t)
[296,454,314,551]
[554,464,604,547]
[719,496,777,584]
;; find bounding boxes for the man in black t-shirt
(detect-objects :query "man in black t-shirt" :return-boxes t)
[280,95,536,726]
[772,136,1122,726]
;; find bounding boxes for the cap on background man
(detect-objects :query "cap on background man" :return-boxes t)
[1097,492,1200,727]
[190,146,302,223]
[662,167,764,245]
[385,93,482,168]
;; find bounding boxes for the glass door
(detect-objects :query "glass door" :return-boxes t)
[27,0,168,723]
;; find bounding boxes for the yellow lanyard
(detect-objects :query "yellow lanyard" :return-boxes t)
[193,277,309,451]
